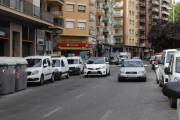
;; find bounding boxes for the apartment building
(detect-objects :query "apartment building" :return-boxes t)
[0,0,64,57]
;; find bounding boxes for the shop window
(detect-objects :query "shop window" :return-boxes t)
[22,26,28,40]
[29,28,35,41]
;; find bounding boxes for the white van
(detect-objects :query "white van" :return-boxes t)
[51,56,69,80]
[67,56,83,75]
[25,56,54,85]
[158,49,177,87]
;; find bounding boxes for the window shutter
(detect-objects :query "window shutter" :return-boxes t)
[66,4,74,11]
[78,22,85,29]
[66,21,74,28]
[78,5,85,10]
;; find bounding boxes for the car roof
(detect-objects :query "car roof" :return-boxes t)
[163,49,177,52]
[25,56,51,59]
[124,59,142,62]
[67,56,81,59]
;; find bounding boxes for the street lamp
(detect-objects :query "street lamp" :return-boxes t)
[167,0,175,23]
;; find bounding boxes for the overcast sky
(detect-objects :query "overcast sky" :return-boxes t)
[175,0,180,3]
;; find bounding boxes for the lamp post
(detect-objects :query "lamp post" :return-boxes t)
[168,0,175,23]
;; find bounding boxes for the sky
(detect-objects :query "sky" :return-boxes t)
[175,0,180,3]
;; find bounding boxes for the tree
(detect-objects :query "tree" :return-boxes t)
[147,20,180,52]
[169,2,180,22]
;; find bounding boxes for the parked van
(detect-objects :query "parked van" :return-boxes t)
[67,56,83,75]
[51,55,69,80]
[25,56,54,85]
[158,49,177,87]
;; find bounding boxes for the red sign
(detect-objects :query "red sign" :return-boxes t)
[2,70,6,74]
[57,43,92,48]
[134,48,138,52]
[144,49,149,53]
[90,50,93,54]
[16,72,19,78]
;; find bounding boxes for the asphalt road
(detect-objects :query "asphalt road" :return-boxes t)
[0,61,177,120]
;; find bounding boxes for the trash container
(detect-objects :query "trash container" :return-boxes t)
[0,57,16,94]
[13,57,28,91]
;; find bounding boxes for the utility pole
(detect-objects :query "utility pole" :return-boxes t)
[173,0,175,23]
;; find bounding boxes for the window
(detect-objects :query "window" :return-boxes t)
[115,19,121,25]
[66,4,74,11]
[136,12,137,19]
[61,60,65,67]
[136,22,138,28]
[115,29,118,33]
[47,58,51,66]
[132,11,134,16]
[136,4,138,10]
[132,2,134,7]
[132,30,134,34]
[78,22,85,29]
[132,20,134,25]
[129,29,131,34]
[130,1,131,6]
[130,10,131,15]
[66,21,74,29]
[78,5,85,13]
[43,59,47,65]
[129,20,131,24]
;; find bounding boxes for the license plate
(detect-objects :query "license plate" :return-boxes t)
[127,75,136,77]
[91,71,97,73]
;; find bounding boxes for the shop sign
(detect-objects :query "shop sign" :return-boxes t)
[134,48,138,52]
[90,50,93,54]
[57,43,92,48]
[0,27,10,38]
[144,49,149,53]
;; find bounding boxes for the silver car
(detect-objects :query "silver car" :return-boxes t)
[118,59,147,82]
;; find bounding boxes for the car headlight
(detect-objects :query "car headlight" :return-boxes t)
[75,66,79,68]
[174,77,180,82]
[138,71,145,74]
[101,65,106,69]
[32,70,39,75]
[119,71,125,74]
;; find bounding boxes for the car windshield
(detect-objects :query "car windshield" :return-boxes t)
[52,60,60,67]
[109,57,117,60]
[176,57,180,73]
[120,55,127,58]
[122,61,143,67]
[155,55,161,61]
[67,59,78,64]
[26,59,42,67]
[132,57,139,59]
[87,58,105,64]
[166,51,175,63]
[150,56,154,60]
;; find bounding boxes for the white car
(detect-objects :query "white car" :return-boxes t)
[67,56,83,75]
[51,56,69,80]
[25,56,54,85]
[84,57,110,77]
[158,49,177,87]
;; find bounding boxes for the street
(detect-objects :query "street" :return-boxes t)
[0,61,176,120]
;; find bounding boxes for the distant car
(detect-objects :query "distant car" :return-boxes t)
[150,56,155,64]
[118,59,147,82]
[152,55,161,70]
[109,57,120,65]
[132,57,140,59]
[147,57,150,61]
[155,59,161,84]
[82,59,87,68]
[84,57,110,77]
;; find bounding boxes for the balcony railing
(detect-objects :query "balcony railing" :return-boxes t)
[139,26,145,29]
[162,17,169,21]
[114,31,123,36]
[97,35,105,40]
[152,15,159,19]
[140,44,146,47]
[162,4,169,9]
[89,0,95,4]
[114,23,123,27]
[114,12,123,17]
[103,26,110,33]
[103,3,109,9]
[140,19,145,22]
[89,30,95,36]
[52,11,63,16]
[97,22,105,27]
[89,13,95,20]
[140,11,146,15]
[140,3,145,7]
[140,35,146,39]
[103,15,109,21]
[115,40,122,44]
[162,0,170,3]
[54,17,64,28]
[97,9,105,14]
[152,8,159,12]
[162,10,170,15]
[0,0,53,23]
[152,0,159,5]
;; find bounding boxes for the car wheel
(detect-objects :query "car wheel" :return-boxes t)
[156,75,159,84]
[107,69,110,76]
[118,77,121,82]
[84,75,88,78]
[78,69,81,75]
[59,72,62,80]
[66,72,69,79]
[159,80,163,87]
[39,76,44,86]
[143,77,146,82]
[50,74,54,83]
[170,98,177,108]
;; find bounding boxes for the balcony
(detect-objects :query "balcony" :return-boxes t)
[49,17,64,30]
[152,0,159,6]
[103,3,109,10]
[114,31,123,37]
[89,13,95,22]
[103,15,109,22]
[162,10,170,15]
[97,35,105,40]
[114,23,123,28]
[96,22,105,27]
[115,40,122,45]
[0,0,53,26]
[162,17,169,21]
[114,2,123,9]
[152,8,159,12]
[52,11,63,17]
[89,0,95,6]
[162,0,170,3]
[97,0,105,3]
[140,19,145,23]
[97,9,105,16]
[114,12,123,18]
[152,22,157,25]
[103,38,114,46]
[47,0,64,6]
[162,4,169,9]
[103,26,110,33]
[139,26,145,31]
[140,11,146,15]
[152,15,159,19]
[140,35,146,39]
[89,30,95,36]
[140,3,145,7]
[140,43,146,47]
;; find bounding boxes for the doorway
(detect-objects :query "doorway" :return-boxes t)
[12,31,20,57]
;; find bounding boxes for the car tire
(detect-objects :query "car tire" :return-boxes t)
[84,75,88,78]
[156,75,159,84]
[107,69,110,76]
[159,80,163,87]
[39,76,44,86]
[143,77,146,82]
[78,69,81,75]
[50,73,54,83]
[118,77,121,82]
[59,72,62,80]
[170,98,177,108]
[66,72,69,79]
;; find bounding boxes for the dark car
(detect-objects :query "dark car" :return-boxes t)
[109,57,121,65]
[132,57,140,59]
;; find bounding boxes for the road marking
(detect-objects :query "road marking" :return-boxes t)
[43,107,62,118]
[169,110,177,112]
[100,110,113,120]
[0,110,4,113]
[93,85,98,89]
[75,93,85,99]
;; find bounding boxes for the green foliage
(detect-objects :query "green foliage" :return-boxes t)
[169,2,180,22]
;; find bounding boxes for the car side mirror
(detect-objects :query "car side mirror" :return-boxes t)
[163,82,180,98]
[164,67,172,75]
[44,63,48,68]
[144,65,148,67]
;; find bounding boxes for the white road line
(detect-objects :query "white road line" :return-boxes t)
[43,107,62,118]
[100,110,113,120]
[75,93,85,99]
[92,85,98,89]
